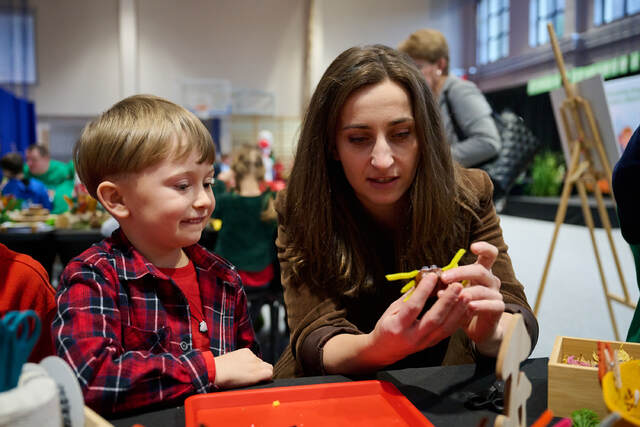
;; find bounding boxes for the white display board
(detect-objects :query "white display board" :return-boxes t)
[603,73,640,151]
[181,78,232,118]
[549,74,620,174]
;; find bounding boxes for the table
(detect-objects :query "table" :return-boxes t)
[0,228,218,278]
[108,358,552,427]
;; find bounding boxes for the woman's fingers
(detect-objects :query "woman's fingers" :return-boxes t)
[470,241,498,270]
[394,272,439,326]
[415,283,465,343]
[441,263,500,290]
[467,299,505,314]
[460,284,504,301]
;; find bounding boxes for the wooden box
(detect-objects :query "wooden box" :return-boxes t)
[548,336,640,418]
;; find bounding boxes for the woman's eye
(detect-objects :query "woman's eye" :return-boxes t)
[393,130,411,139]
[348,135,368,144]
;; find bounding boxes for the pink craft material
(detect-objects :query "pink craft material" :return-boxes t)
[565,355,592,366]
[552,418,572,427]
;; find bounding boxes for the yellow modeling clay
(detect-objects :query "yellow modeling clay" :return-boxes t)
[386,249,469,301]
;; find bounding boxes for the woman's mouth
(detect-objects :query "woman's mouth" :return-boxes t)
[368,176,398,184]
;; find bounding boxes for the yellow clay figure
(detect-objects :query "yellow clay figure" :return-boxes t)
[386,249,470,301]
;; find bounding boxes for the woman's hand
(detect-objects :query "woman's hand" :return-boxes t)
[439,241,506,356]
[367,270,471,366]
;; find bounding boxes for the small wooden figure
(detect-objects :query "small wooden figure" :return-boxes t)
[495,314,532,427]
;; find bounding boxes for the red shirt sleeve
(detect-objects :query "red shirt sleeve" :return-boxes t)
[201,351,216,384]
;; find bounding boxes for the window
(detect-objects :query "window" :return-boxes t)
[477,0,510,65]
[529,0,565,46]
[594,0,640,25]
[0,9,36,84]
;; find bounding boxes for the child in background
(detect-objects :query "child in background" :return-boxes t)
[1,152,53,210]
[214,145,278,328]
[53,95,272,415]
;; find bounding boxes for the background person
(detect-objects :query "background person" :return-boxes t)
[273,45,537,378]
[612,124,640,342]
[0,242,56,363]
[213,145,278,329]
[1,152,53,210]
[24,144,75,213]
[398,29,500,168]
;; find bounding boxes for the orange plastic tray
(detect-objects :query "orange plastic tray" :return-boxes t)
[185,380,434,427]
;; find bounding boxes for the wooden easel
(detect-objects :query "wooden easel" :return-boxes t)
[533,23,636,340]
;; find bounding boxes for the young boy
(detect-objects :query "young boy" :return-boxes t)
[52,95,272,415]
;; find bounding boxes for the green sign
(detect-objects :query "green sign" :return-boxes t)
[526,50,640,95]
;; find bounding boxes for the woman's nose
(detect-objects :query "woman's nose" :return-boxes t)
[370,136,394,169]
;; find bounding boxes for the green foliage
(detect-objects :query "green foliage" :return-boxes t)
[570,408,600,427]
[526,151,566,197]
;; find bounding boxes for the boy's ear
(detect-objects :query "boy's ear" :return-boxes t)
[96,181,130,219]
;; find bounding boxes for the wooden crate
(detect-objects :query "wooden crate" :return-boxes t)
[548,336,640,418]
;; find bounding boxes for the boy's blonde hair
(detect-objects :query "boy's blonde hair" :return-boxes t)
[74,94,215,198]
[398,28,450,75]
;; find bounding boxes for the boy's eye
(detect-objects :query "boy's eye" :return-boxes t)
[175,183,190,191]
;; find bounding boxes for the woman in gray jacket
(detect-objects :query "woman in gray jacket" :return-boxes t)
[399,29,501,168]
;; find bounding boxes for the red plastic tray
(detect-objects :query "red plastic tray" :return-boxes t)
[185,380,434,427]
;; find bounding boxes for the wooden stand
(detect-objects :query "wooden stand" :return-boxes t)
[533,23,636,340]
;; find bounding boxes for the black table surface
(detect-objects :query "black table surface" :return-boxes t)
[108,358,550,427]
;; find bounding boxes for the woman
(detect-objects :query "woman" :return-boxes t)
[274,45,537,378]
[399,29,501,168]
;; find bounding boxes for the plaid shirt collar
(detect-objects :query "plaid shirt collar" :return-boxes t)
[108,228,238,284]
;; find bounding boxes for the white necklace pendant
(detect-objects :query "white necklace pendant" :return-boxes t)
[199,320,208,333]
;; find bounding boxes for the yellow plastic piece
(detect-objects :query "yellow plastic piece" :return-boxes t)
[386,249,468,300]
[385,270,419,281]
[403,288,416,302]
[211,218,222,231]
[442,249,466,271]
[602,360,640,425]
[400,281,416,294]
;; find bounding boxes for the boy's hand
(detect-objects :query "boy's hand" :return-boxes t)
[213,348,273,389]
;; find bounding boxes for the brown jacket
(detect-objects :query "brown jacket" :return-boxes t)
[273,168,538,378]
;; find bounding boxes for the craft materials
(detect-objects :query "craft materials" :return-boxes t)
[385,249,469,301]
[0,310,41,392]
[569,408,599,427]
[530,409,553,427]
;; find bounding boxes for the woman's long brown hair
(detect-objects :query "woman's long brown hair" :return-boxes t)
[281,45,478,296]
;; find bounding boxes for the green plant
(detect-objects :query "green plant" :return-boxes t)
[570,408,599,427]
[526,151,566,197]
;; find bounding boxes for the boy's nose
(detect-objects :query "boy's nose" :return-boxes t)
[194,186,214,209]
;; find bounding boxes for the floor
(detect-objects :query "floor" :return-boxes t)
[499,214,639,358]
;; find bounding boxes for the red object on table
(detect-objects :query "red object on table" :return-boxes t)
[185,380,433,427]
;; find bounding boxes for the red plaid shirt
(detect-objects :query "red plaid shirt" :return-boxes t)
[53,229,258,414]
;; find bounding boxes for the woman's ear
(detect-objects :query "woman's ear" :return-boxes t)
[437,57,447,74]
[96,181,129,220]
[331,144,340,161]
